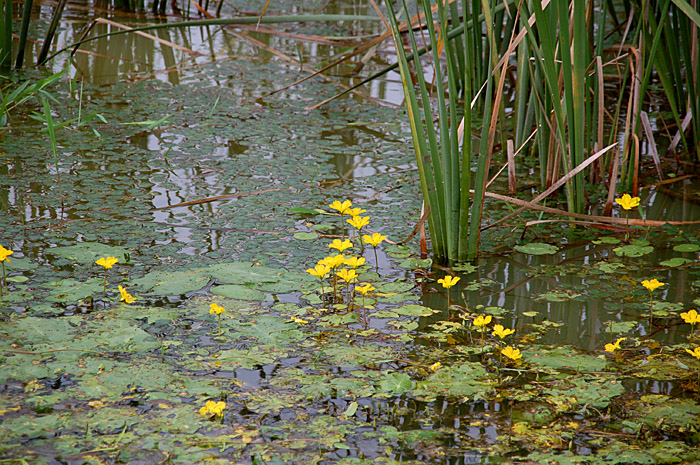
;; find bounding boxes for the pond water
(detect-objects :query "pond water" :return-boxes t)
[2,2,700,464]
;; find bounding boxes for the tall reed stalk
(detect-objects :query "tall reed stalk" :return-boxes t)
[386,0,496,262]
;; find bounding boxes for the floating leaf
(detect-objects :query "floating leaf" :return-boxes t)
[613,244,654,257]
[211,284,266,301]
[48,242,130,263]
[393,304,435,317]
[293,232,318,240]
[452,262,477,273]
[288,207,324,215]
[514,243,559,255]
[660,257,692,267]
[524,346,607,372]
[673,243,700,253]
[535,289,581,302]
[595,261,626,273]
[377,372,414,394]
[592,236,621,245]
[414,363,488,399]
[397,257,432,269]
[134,269,209,295]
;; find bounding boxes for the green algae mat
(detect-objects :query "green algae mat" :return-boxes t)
[3,57,700,464]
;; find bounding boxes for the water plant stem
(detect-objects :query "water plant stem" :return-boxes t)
[102,271,107,300]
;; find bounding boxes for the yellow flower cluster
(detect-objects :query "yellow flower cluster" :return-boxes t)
[200,400,226,417]
[209,303,226,315]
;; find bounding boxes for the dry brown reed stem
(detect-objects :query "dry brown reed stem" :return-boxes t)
[155,188,282,210]
[94,18,203,56]
[481,191,700,228]
[229,30,388,107]
[485,143,617,231]
[259,3,438,102]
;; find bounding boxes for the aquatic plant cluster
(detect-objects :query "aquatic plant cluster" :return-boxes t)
[3,184,700,464]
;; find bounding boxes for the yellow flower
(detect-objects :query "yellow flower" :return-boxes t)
[437,276,460,289]
[502,346,522,360]
[344,256,366,268]
[321,254,345,269]
[118,285,136,304]
[209,303,226,315]
[685,347,700,360]
[290,316,309,324]
[681,309,700,325]
[614,194,641,210]
[306,263,330,278]
[0,245,13,263]
[355,283,375,295]
[604,337,626,353]
[429,362,441,371]
[364,232,386,247]
[492,324,515,339]
[200,400,226,416]
[329,239,353,253]
[641,279,665,292]
[473,315,492,328]
[329,200,353,214]
[347,207,366,217]
[95,256,118,270]
[337,269,358,283]
[347,215,370,230]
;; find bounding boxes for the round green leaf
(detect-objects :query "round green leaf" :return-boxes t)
[293,232,318,240]
[211,284,266,301]
[673,243,700,253]
[514,243,559,255]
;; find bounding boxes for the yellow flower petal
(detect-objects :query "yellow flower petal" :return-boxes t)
[209,303,226,315]
[502,346,522,360]
[95,256,119,270]
[437,275,460,289]
[641,279,665,292]
[614,193,641,210]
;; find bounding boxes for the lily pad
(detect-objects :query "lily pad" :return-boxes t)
[535,289,581,302]
[393,304,436,317]
[211,284,266,301]
[205,262,285,284]
[524,346,607,372]
[514,243,559,255]
[673,243,700,253]
[293,232,318,240]
[613,244,654,257]
[414,363,488,399]
[377,372,414,394]
[44,277,104,302]
[134,269,209,295]
[660,257,692,267]
[592,236,621,245]
[48,242,130,263]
